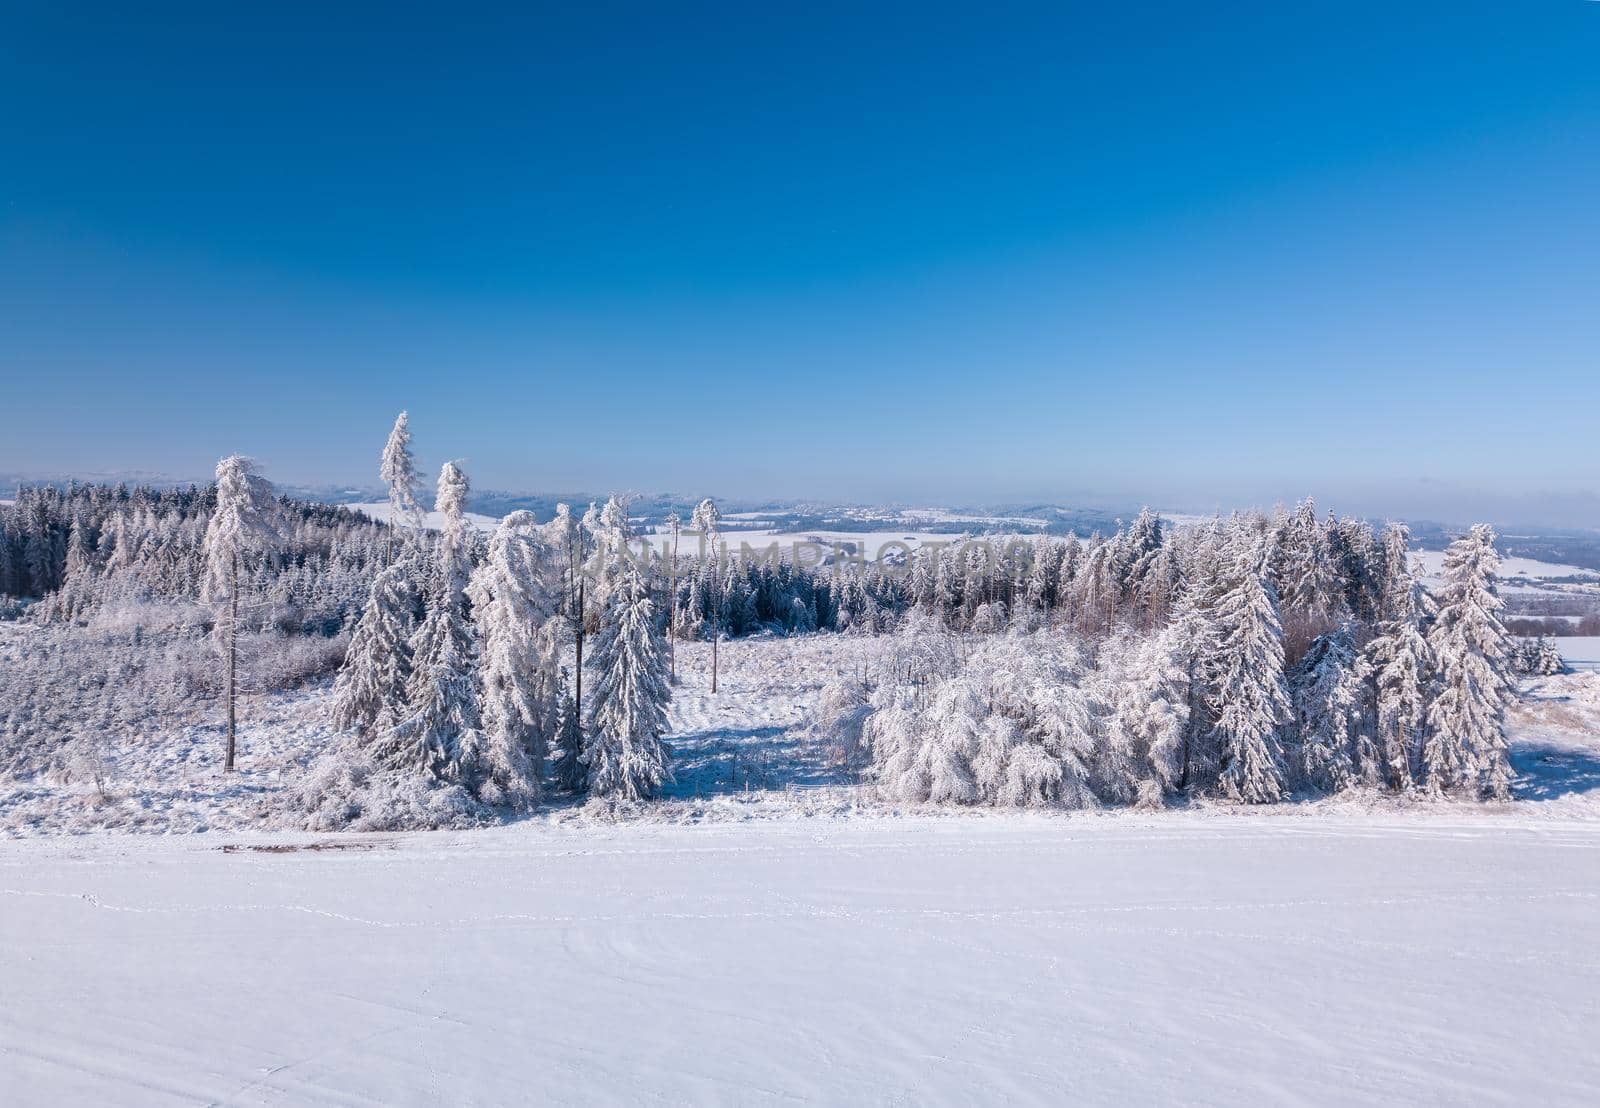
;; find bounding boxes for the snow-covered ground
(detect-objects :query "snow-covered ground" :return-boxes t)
[9,634,1600,835]
[4,811,1598,1104]
[5,636,1600,1101]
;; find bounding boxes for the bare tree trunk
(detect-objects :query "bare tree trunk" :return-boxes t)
[224,551,238,773]
[711,623,718,694]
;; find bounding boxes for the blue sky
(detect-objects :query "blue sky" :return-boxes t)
[3,2,1598,522]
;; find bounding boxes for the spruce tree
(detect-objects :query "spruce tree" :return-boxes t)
[332,557,420,734]
[1209,540,1290,803]
[465,511,558,808]
[550,674,587,795]
[1423,525,1514,798]
[1290,627,1373,792]
[379,410,425,533]
[201,455,279,772]
[373,464,481,782]
[585,554,673,801]
[1365,524,1432,791]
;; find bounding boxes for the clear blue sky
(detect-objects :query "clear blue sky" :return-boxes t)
[3,2,1598,522]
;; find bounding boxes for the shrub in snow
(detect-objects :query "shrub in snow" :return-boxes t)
[863,627,1100,809]
[809,675,872,774]
[294,739,490,832]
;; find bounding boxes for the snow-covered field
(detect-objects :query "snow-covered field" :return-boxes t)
[4,634,1600,1101]
[4,810,1598,1104]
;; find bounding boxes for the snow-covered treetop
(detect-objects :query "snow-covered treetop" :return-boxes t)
[691,497,720,538]
[201,455,279,602]
[379,411,424,530]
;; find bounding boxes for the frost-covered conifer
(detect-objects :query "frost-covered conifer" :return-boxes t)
[434,461,474,597]
[586,547,673,801]
[1423,525,1514,798]
[379,411,425,533]
[550,677,586,794]
[1290,627,1373,792]
[1209,540,1290,803]
[332,557,420,734]
[1365,524,1432,791]
[691,498,723,691]
[372,464,481,782]
[465,511,559,808]
[1102,622,1193,799]
[201,455,279,771]
[1023,534,1059,612]
[1275,498,1345,658]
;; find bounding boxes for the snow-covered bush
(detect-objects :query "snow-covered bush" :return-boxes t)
[293,739,491,832]
[809,675,872,774]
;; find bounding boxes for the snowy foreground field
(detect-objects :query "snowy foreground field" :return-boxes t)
[5,636,1600,1104]
[4,812,1599,1105]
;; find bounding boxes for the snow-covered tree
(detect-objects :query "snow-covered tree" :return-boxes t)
[1365,524,1432,791]
[550,676,586,794]
[465,511,559,808]
[379,411,425,533]
[371,464,481,782]
[810,673,872,774]
[201,455,279,772]
[1274,499,1345,660]
[1099,622,1193,802]
[691,497,723,691]
[1290,626,1374,792]
[434,461,474,597]
[586,534,673,801]
[664,511,682,682]
[1209,540,1290,803]
[332,557,420,735]
[1423,525,1514,798]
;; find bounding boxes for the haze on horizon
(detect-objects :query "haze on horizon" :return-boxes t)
[3,4,1597,527]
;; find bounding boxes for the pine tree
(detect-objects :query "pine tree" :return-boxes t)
[585,555,673,801]
[1423,525,1514,798]
[372,464,481,782]
[465,511,559,808]
[1023,534,1059,612]
[379,411,425,533]
[1290,627,1373,792]
[551,676,586,794]
[376,561,481,780]
[0,510,14,597]
[1209,540,1290,803]
[1365,524,1432,791]
[1275,498,1345,659]
[201,456,279,772]
[332,557,420,734]
[691,498,723,691]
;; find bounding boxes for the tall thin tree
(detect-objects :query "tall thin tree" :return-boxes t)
[692,498,722,692]
[201,455,279,773]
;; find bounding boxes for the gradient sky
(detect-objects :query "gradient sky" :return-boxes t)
[3,2,1598,523]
